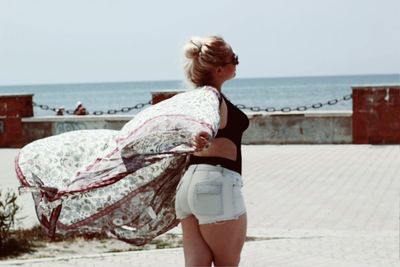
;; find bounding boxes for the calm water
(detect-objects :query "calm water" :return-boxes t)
[0,74,398,116]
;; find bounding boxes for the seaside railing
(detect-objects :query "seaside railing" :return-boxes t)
[1,85,400,147]
[32,93,353,115]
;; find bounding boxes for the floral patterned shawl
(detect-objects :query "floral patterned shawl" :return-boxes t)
[15,86,221,245]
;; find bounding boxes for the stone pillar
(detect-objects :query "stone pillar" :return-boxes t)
[151,90,185,105]
[0,93,34,147]
[352,85,400,144]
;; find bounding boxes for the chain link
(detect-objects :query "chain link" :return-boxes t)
[33,93,352,115]
[235,94,352,113]
[33,100,152,115]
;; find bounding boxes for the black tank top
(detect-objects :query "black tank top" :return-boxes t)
[189,94,249,174]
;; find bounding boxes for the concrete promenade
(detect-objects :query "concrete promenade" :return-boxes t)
[1,145,399,266]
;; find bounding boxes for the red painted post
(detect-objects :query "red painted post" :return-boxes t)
[352,85,400,144]
[0,93,34,147]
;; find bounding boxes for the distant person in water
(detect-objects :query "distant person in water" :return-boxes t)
[73,101,88,115]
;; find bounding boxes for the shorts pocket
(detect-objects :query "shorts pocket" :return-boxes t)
[193,182,223,216]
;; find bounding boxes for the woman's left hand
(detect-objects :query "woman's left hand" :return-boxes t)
[192,131,211,152]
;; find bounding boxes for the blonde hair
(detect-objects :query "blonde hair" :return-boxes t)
[183,36,232,87]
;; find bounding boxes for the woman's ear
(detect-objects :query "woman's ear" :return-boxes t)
[215,66,223,75]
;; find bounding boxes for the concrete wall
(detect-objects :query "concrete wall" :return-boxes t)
[22,111,353,145]
[22,116,127,145]
[244,111,352,144]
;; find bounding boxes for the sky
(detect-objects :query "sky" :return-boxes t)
[0,0,399,85]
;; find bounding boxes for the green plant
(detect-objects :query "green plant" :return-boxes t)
[0,189,20,245]
[0,189,34,258]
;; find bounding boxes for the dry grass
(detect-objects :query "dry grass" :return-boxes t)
[0,225,110,259]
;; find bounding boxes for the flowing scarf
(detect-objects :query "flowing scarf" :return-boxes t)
[15,86,221,245]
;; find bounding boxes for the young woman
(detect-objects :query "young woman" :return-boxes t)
[175,36,249,267]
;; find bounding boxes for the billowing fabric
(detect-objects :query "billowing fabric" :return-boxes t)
[15,86,221,245]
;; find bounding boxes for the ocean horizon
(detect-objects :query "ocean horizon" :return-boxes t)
[0,73,399,116]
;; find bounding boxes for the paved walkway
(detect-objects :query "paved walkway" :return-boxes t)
[1,145,399,266]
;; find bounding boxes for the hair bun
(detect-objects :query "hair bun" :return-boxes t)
[184,38,202,60]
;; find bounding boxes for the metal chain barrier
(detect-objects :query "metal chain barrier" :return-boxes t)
[33,93,352,115]
[234,94,352,112]
[32,100,152,115]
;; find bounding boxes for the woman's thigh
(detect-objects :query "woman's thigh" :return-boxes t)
[200,213,247,267]
[181,215,213,267]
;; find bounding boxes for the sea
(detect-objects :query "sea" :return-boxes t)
[0,74,398,116]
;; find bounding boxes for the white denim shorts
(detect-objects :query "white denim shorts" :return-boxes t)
[175,164,246,224]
